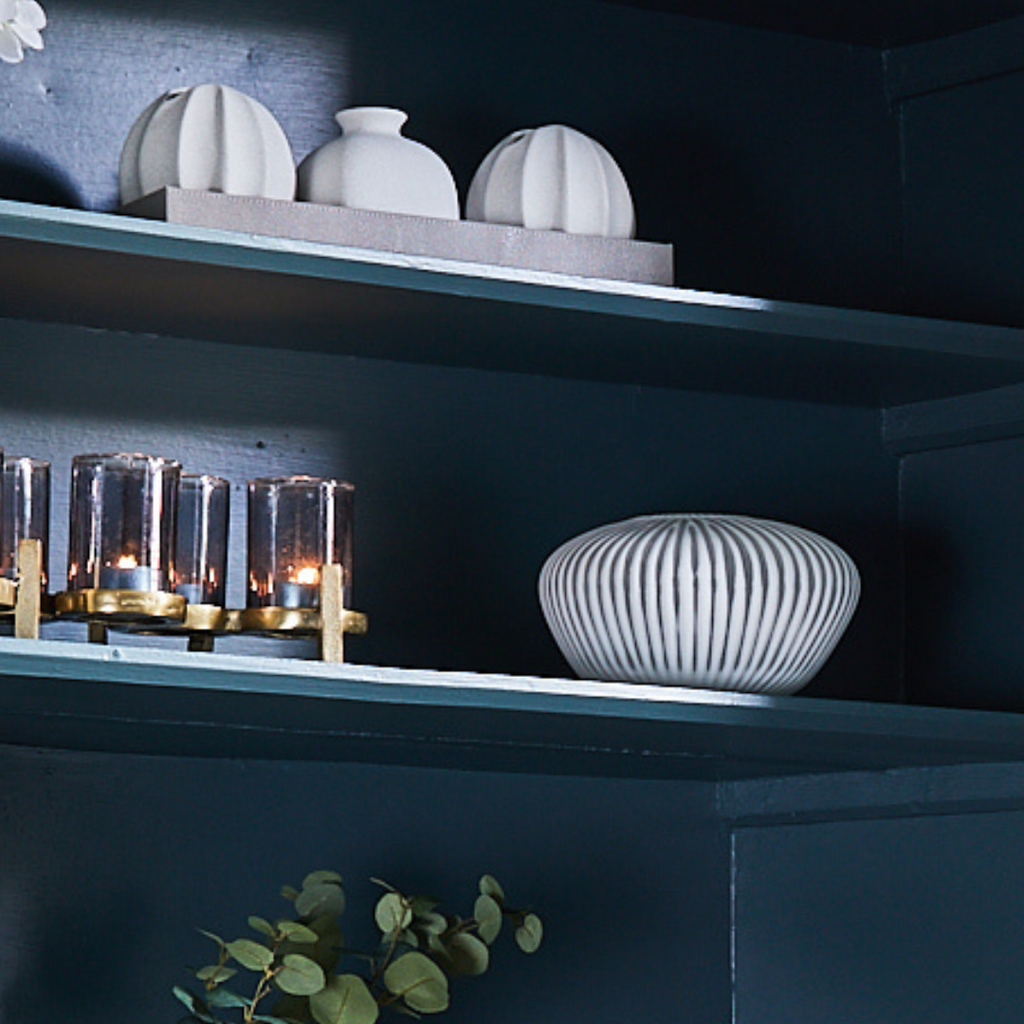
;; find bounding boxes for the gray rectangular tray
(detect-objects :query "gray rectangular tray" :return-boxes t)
[124,187,674,286]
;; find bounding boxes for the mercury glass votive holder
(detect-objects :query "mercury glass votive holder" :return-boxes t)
[173,473,229,607]
[247,476,354,610]
[0,457,50,588]
[67,453,181,593]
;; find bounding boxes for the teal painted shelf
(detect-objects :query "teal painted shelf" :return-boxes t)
[1,198,1024,406]
[2,638,1024,779]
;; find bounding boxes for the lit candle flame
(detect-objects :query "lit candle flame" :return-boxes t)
[295,565,319,586]
[117,554,138,569]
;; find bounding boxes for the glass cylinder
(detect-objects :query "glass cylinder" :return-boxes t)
[67,453,180,593]
[0,457,50,588]
[247,476,354,609]
[173,474,230,607]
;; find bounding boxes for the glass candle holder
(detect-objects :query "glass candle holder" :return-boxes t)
[247,476,354,609]
[173,474,229,607]
[0,457,50,588]
[67,453,181,593]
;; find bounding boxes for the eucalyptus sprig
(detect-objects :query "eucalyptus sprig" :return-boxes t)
[173,870,543,1024]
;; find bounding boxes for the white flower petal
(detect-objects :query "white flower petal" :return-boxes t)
[0,0,18,22]
[0,25,24,62]
[15,0,44,29]
[11,21,40,48]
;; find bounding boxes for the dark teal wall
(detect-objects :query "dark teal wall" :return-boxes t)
[893,16,1024,326]
[0,745,729,1023]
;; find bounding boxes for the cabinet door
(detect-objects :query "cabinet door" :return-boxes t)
[734,808,1024,1023]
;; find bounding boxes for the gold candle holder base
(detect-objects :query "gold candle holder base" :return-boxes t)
[53,588,187,624]
[239,564,367,662]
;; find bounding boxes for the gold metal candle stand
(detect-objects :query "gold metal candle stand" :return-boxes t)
[115,564,367,661]
[0,539,52,639]
[3,551,365,662]
[237,564,367,662]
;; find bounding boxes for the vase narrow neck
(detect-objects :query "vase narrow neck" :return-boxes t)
[335,107,408,136]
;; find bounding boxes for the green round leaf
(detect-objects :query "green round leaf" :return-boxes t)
[447,932,490,976]
[304,870,344,888]
[375,892,413,933]
[515,913,543,953]
[278,919,320,944]
[310,974,380,1024]
[410,895,438,918]
[478,874,506,903]
[206,987,251,1009]
[276,954,327,996]
[248,916,276,939]
[227,938,274,971]
[296,882,346,921]
[196,964,237,985]
[474,894,502,944]
[384,951,450,1014]
[417,911,448,936]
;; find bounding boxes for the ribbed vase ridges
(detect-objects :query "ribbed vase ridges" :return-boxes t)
[538,514,860,694]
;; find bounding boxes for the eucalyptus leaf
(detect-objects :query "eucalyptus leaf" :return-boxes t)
[310,974,380,1024]
[172,986,218,1024]
[206,987,251,1009]
[515,914,543,953]
[410,895,438,918]
[384,951,450,1014]
[227,938,275,971]
[416,912,447,936]
[276,953,327,996]
[278,920,320,944]
[447,932,490,976]
[248,916,276,939]
[369,877,395,892]
[198,929,226,949]
[281,885,300,901]
[296,882,346,920]
[173,986,211,1014]
[304,870,344,888]
[474,895,502,944]
[478,875,506,903]
[196,964,237,985]
[375,892,413,933]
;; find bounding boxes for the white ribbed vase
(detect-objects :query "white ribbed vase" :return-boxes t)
[119,83,296,206]
[466,124,635,238]
[538,514,860,694]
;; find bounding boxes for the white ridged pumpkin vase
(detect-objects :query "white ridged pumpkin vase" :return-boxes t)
[538,514,860,694]
[297,107,459,220]
[119,83,296,206]
[466,124,635,238]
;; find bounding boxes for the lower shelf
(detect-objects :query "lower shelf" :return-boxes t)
[1,638,1024,779]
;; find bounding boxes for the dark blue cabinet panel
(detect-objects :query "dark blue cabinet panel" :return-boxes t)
[902,436,1024,710]
[734,808,1024,1023]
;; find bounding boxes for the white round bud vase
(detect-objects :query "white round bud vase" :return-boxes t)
[467,124,635,238]
[119,83,296,206]
[297,107,459,221]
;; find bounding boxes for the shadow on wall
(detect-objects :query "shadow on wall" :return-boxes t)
[0,141,82,208]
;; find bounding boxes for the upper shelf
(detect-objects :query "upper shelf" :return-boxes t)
[4,637,1024,780]
[3,198,1024,407]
